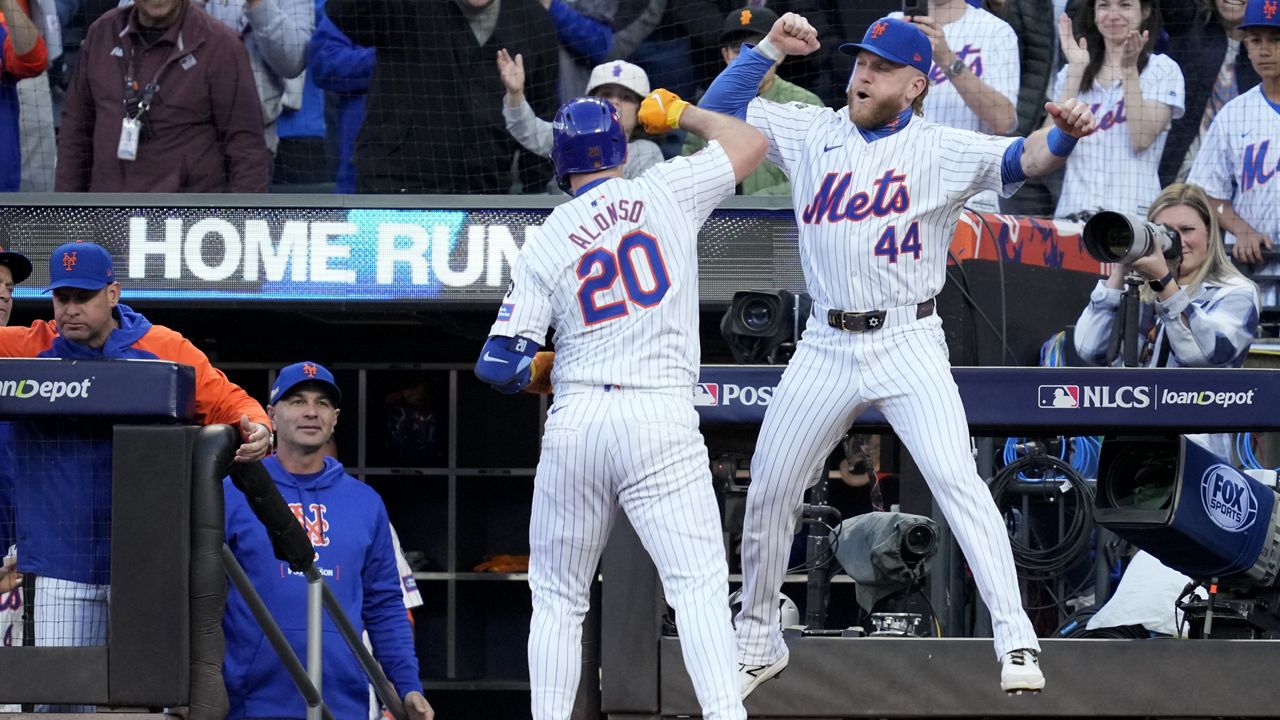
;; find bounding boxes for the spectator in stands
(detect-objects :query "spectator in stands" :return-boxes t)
[222,362,433,720]
[272,0,331,191]
[182,0,313,158]
[0,246,31,605]
[1073,184,1259,395]
[1052,2,1185,219]
[1073,182,1260,637]
[328,0,560,194]
[537,0,666,105]
[308,4,372,194]
[1000,0,1084,216]
[0,242,271,706]
[1186,0,1278,269]
[1,0,48,192]
[628,1,720,103]
[54,0,270,191]
[684,5,822,196]
[499,53,663,182]
[900,0,1020,211]
[1161,0,1259,185]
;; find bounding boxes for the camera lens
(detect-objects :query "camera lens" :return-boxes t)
[901,523,937,560]
[740,300,774,333]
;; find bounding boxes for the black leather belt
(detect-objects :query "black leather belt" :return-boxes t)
[826,298,936,333]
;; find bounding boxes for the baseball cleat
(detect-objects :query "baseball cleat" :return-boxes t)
[739,651,789,700]
[1000,648,1045,694]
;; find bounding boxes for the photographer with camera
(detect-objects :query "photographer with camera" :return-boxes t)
[1074,183,1259,455]
[1073,183,1261,637]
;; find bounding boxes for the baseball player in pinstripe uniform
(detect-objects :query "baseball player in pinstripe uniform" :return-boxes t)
[475,95,767,720]
[697,13,1099,696]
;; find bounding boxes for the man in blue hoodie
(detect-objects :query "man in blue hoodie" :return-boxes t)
[222,361,433,720]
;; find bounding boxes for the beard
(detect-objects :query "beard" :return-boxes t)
[847,92,905,130]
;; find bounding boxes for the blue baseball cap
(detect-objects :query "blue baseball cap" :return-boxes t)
[1239,0,1280,30]
[46,241,115,292]
[838,17,933,76]
[271,361,342,406]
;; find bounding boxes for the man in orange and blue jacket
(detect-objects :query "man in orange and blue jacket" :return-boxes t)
[0,241,271,664]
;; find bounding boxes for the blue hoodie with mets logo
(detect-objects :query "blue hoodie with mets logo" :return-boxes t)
[222,454,422,719]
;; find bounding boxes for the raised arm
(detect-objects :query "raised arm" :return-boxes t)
[699,11,819,118]
[1118,32,1176,153]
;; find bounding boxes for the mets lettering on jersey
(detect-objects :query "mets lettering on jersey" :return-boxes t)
[1242,140,1278,192]
[801,170,910,224]
[928,44,985,85]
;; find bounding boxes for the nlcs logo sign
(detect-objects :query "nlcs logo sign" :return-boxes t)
[1037,384,1151,409]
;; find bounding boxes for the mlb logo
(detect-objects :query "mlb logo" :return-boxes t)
[497,304,514,321]
[1038,384,1079,409]
[694,383,719,406]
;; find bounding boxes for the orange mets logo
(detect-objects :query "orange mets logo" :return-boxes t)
[1265,0,1277,20]
[62,252,78,271]
[871,21,888,39]
[303,362,319,378]
[290,503,331,550]
[739,9,752,25]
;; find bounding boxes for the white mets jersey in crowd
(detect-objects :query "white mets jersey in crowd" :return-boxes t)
[744,99,1019,312]
[890,7,1020,134]
[1051,54,1186,218]
[1188,85,1280,243]
[490,142,736,388]
[889,7,1019,213]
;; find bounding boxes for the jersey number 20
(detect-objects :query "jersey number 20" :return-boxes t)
[873,222,922,263]
[577,231,671,325]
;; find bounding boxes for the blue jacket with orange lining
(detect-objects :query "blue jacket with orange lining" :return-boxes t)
[0,304,270,583]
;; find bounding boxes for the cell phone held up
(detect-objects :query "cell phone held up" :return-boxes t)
[903,0,928,17]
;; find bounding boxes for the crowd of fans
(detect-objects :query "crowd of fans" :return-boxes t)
[0,0,1276,281]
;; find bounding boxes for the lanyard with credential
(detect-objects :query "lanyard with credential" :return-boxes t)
[117,38,177,161]
[122,40,178,122]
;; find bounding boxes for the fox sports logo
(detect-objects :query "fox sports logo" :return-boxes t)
[1200,464,1258,532]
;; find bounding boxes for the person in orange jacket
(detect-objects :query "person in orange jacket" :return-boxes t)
[0,241,271,690]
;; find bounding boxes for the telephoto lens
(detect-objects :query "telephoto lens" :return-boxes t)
[1082,211,1182,265]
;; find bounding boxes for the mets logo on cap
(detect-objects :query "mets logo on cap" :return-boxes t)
[1240,0,1280,28]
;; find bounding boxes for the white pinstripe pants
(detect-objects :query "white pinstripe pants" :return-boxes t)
[738,315,1039,664]
[528,386,744,720]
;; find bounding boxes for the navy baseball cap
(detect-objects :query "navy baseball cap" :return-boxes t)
[0,247,32,284]
[46,241,115,292]
[839,17,933,76]
[1238,0,1280,30]
[271,361,342,406]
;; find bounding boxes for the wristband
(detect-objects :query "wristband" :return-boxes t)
[1148,271,1175,292]
[1046,127,1079,157]
[754,37,784,62]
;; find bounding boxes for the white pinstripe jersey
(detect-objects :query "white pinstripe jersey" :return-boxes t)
[1187,86,1280,242]
[489,142,736,389]
[745,98,1019,311]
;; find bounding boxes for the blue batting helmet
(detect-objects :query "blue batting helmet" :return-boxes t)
[551,96,627,193]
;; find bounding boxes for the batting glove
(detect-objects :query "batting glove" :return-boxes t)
[638,89,689,135]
